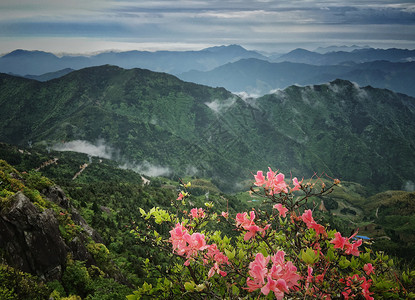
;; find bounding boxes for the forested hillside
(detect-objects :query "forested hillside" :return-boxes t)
[1,67,415,192]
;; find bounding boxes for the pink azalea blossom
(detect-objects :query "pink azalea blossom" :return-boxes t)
[189,208,205,219]
[208,262,227,278]
[363,263,375,276]
[345,239,362,256]
[221,211,229,218]
[291,177,303,192]
[305,266,313,292]
[176,192,185,201]
[273,203,289,217]
[331,231,363,256]
[254,170,266,186]
[236,211,255,228]
[301,210,327,235]
[246,251,299,299]
[330,232,348,250]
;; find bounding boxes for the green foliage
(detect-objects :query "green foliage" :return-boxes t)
[84,278,132,300]
[130,174,415,299]
[62,258,93,297]
[0,264,50,300]
[87,242,110,264]
[24,170,54,191]
[2,68,415,193]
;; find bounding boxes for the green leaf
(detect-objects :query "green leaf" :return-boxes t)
[327,248,335,262]
[225,248,235,260]
[238,249,247,260]
[301,247,318,265]
[184,281,195,292]
[232,285,240,296]
[339,257,351,269]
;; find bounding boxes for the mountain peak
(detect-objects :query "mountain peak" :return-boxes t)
[2,49,58,59]
[202,44,247,53]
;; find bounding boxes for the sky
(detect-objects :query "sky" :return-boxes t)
[1,0,415,55]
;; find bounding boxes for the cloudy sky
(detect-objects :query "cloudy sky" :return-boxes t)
[0,0,414,54]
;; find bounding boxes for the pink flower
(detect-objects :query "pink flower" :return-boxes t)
[301,209,315,225]
[254,171,266,186]
[244,225,262,241]
[208,263,227,278]
[236,211,255,228]
[273,203,288,218]
[363,263,374,276]
[291,177,303,192]
[221,211,229,218]
[246,251,299,300]
[184,232,208,256]
[330,232,348,250]
[169,223,189,255]
[331,231,362,256]
[254,168,290,195]
[248,253,269,284]
[345,239,362,256]
[301,210,327,235]
[305,266,313,292]
[261,276,288,300]
[176,191,185,201]
[189,208,205,219]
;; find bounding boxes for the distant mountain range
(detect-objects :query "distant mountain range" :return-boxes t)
[178,58,415,97]
[0,45,266,76]
[1,45,414,98]
[271,48,415,65]
[1,65,414,192]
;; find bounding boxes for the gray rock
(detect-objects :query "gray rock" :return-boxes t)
[0,192,68,280]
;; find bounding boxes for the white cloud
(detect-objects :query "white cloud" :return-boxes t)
[52,139,114,159]
[0,0,415,54]
[205,97,237,113]
[403,180,415,192]
[120,161,172,177]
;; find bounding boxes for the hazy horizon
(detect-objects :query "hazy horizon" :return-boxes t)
[0,0,414,55]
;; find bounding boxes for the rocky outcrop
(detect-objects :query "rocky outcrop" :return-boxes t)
[0,186,103,281]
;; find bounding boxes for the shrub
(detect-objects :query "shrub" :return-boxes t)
[128,169,415,299]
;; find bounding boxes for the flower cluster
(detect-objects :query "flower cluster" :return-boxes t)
[204,244,229,278]
[246,252,300,300]
[330,231,363,256]
[130,167,413,300]
[169,223,208,261]
[169,223,229,276]
[235,211,270,240]
[340,274,374,300]
[254,167,301,195]
[301,209,326,235]
[189,207,205,219]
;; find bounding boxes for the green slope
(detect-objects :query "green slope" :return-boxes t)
[1,66,415,192]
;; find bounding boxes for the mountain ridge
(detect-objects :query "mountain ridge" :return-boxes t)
[1,66,415,192]
[178,58,415,97]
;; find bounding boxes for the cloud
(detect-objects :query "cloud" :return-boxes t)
[120,161,172,177]
[205,97,237,113]
[0,0,415,54]
[403,180,415,192]
[52,139,114,159]
[51,138,173,177]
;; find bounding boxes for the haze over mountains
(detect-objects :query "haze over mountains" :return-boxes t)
[1,44,414,98]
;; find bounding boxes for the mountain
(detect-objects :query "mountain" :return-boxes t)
[272,48,415,65]
[178,58,415,97]
[1,66,415,192]
[23,68,74,81]
[314,45,371,54]
[0,45,266,76]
